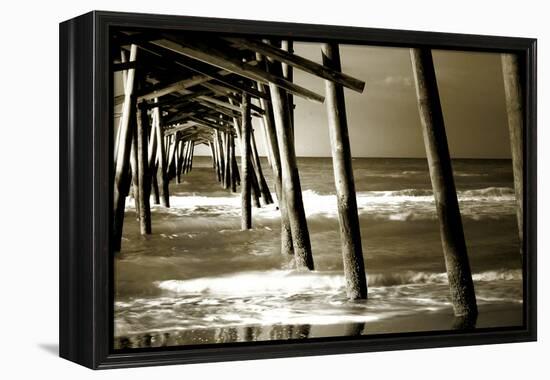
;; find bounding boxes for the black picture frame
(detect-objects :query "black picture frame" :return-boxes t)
[59,10,537,369]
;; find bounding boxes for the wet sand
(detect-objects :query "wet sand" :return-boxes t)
[114,302,522,350]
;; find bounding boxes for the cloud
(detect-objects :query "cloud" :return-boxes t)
[381,75,413,87]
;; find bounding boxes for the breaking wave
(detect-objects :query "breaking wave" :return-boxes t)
[130,187,516,222]
[156,269,522,296]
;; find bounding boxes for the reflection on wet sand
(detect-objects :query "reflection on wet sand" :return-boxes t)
[452,313,478,331]
[115,324,313,349]
[114,300,525,350]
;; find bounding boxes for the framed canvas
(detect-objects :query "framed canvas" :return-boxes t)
[59,11,537,369]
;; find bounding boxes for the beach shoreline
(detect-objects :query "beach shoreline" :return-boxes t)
[114,302,522,349]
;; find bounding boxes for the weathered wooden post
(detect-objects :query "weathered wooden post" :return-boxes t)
[113,44,138,251]
[130,127,141,219]
[147,110,159,205]
[147,112,158,171]
[153,103,170,207]
[184,140,193,173]
[282,40,295,130]
[322,43,368,299]
[250,165,262,208]
[501,53,524,258]
[189,141,195,172]
[166,135,175,180]
[232,146,240,186]
[410,48,477,317]
[216,130,225,186]
[224,132,232,189]
[258,114,273,168]
[169,135,178,180]
[114,49,128,166]
[269,61,314,270]
[255,60,294,255]
[229,134,237,192]
[213,133,222,182]
[151,173,160,205]
[256,53,294,256]
[186,139,192,172]
[184,140,191,175]
[251,128,274,205]
[209,141,216,169]
[175,136,182,184]
[183,140,190,174]
[221,132,228,187]
[136,103,152,235]
[182,140,188,175]
[241,93,252,229]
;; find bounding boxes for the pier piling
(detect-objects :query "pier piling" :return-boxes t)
[269,60,314,270]
[136,104,152,235]
[241,93,252,229]
[410,48,477,318]
[501,53,524,259]
[254,60,293,255]
[153,103,170,207]
[322,43,368,299]
[113,44,138,252]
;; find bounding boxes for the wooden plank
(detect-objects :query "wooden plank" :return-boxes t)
[227,37,365,93]
[410,47,477,318]
[137,40,270,101]
[139,74,209,101]
[194,95,264,118]
[202,83,268,114]
[199,95,242,113]
[151,37,325,103]
[192,99,242,120]
[188,115,233,133]
[164,123,198,135]
[142,89,211,110]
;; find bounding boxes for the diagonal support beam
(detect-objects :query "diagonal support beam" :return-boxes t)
[135,40,270,101]
[138,74,208,101]
[226,37,365,93]
[151,37,325,103]
[188,116,235,134]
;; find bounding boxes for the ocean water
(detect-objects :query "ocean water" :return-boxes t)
[114,157,523,349]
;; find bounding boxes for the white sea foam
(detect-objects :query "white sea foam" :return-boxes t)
[127,187,516,222]
[115,268,522,336]
[157,270,345,296]
[156,268,522,296]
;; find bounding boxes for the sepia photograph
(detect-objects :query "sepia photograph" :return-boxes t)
[111,29,525,349]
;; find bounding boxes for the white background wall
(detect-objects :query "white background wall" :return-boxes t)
[0,0,546,377]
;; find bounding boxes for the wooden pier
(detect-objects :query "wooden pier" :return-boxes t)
[111,31,522,314]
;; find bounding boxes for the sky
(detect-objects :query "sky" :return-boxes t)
[110,41,512,159]
[193,43,512,159]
